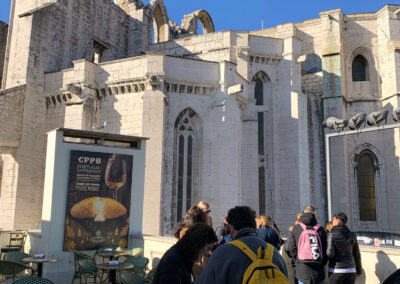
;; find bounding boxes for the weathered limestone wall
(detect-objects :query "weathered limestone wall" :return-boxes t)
[149,31,236,62]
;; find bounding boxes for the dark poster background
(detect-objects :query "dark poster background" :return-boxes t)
[64,150,133,251]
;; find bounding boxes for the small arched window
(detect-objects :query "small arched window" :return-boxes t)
[356,151,377,221]
[352,55,369,82]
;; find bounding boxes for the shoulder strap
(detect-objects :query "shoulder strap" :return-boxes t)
[264,243,274,261]
[299,222,307,230]
[313,224,321,230]
[229,240,257,261]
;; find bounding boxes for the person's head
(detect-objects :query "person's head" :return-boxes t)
[333,212,347,226]
[226,206,256,238]
[256,215,272,229]
[197,201,211,215]
[303,205,316,215]
[326,221,333,232]
[174,223,193,239]
[174,205,207,238]
[223,216,230,232]
[182,205,207,224]
[178,223,217,262]
[295,213,303,225]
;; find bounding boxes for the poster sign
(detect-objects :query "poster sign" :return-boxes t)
[64,150,133,251]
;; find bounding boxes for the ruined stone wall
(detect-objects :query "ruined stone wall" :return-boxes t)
[0,86,26,229]
[40,0,130,73]
[149,31,235,62]
[0,22,8,89]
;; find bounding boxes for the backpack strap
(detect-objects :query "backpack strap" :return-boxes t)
[229,240,257,261]
[299,222,307,230]
[313,224,321,230]
[264,243,274,261]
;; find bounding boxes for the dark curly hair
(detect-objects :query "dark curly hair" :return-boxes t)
[178,223,217,262]
[174,205,207,238]
[226,206,256,231]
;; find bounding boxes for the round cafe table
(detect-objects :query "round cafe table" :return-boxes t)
[22,257,58,277]
[97,262,133,284]
[97,250,128,260]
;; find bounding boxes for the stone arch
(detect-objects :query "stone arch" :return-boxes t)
[149,0,169,43]
[193,10,215,34]
[252,70,271,83]
[394,9,400,19]
[181,10,215,35]
[345,46,378,99]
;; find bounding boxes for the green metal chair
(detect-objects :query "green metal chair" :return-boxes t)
[123,255,149,277]
[119,271,150,284]
[3,252,36,276]
[4,252,30,264]
[11,277,55,284]
[76,259,103,284]
[129,248,143,257]
[145,268,156,282]
[0,260,34,282]
[71,250,93,284]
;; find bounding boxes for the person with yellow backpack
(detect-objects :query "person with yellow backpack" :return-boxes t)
[196,206,289,284]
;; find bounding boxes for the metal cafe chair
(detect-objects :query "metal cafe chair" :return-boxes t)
[11,277,55,284]
[71,250,96,284]
[0,260,34,282]
[76,259,104,284]
[145,268,157,282]
[123,255,149,277]
[0,232,27,259]
[119,271,150,284]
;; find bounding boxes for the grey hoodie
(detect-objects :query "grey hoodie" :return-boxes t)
[196,227,288,284]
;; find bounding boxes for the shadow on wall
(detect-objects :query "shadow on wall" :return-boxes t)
[152,257,160,268]
[355,268,366,284]
[375,250,398,283]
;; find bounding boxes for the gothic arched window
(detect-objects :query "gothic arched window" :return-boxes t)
[255,78,265,214]
[173,109,201,222]
[352,55,369,82]
[356,151,377,221]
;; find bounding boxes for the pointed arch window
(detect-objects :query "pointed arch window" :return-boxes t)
[355,151,377,221]
[174,109,200,222]
[255,78,265,214]
[352,55,369,82]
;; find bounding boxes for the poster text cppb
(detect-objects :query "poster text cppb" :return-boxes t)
[64,150,133,251]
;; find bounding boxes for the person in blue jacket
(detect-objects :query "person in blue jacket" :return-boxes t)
[256,214,283,250]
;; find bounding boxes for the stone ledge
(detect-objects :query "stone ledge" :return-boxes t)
[130,233,176,244]
[360,245,400,256]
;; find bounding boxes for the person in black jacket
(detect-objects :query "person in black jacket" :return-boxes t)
[327,212,362,284]
[287,206,327,284]
[152,223,217,284]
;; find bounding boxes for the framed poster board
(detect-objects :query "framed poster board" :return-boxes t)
[64,150,133,251]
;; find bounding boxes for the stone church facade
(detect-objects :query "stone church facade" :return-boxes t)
[0,0,400,237]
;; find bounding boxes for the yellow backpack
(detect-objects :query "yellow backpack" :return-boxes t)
[229,240,289,284]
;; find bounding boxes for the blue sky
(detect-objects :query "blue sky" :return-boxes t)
[0,0,398,31]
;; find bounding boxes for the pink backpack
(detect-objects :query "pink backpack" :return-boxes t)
[297,222,323,263]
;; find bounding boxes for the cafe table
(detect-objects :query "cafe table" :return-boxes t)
[22,256,58,277]
[96,250,128,261]
[97,262,133,284]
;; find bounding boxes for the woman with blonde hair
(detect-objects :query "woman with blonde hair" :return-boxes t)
[256,214,282,250]
[197,201,213,228]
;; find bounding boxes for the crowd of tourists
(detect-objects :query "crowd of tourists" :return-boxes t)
[151,202,363,284]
